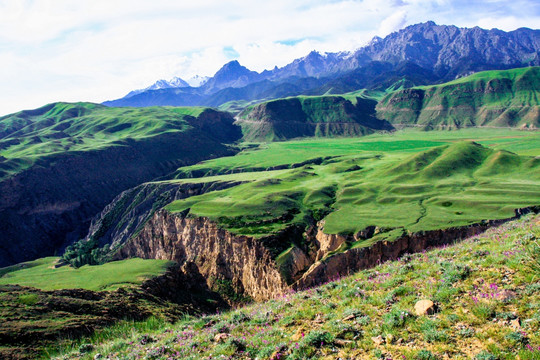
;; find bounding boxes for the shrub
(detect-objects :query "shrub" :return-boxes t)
[475,351,498,360]
[458,327,475,338]
[383,308,412,329]
[302,330,334,348]
[472,303,496,321]
[505,331,528,345]
[416,349,439,360]
[440,262,471,284]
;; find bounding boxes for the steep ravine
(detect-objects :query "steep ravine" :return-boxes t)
[0,109,242,267]
[114,211,287,302]
[112,206,538,302]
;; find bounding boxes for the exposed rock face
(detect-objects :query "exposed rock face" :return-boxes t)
[85,180,244,252]
[293,207,537,289]
[355,22,540,79]
[115,211,287,301]
[111,206,537,302]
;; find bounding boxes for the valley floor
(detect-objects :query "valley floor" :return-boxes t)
[51,214,540,360]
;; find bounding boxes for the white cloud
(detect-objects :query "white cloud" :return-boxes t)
[0,0,538,115]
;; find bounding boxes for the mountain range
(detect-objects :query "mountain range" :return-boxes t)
[104,22,540,109]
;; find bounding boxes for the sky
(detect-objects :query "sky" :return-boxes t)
[0,0,539,116]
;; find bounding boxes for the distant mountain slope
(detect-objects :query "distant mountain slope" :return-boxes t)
[376,66,540,129]
[104,22,540,109]
[0,103,241,267]
[235,95,393,141]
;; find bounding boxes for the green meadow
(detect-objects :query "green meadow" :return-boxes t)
[0,257,173,291]
[166,129,540,250]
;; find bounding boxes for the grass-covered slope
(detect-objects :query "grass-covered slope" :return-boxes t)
[0,102,242,267]
[54,214,540,360]
[235,95,393,141]
[376,67,540,129]
[0,257,173,291]
[77,129,540,271]
[166,134,540,240]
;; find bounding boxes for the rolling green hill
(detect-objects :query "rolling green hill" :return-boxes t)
[235,95,393,141]
[0,102,242,267]
[166,140,539,238]
[376,67,540,129]
[68,129,540,288]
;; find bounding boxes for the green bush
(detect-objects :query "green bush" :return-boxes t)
[302,330,334,347]
[475,351,498,360]
[383,308,412,329]
[416,349,439,360]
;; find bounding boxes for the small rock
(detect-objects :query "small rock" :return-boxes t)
[501,290,517,302]
[510,318,521,329]
[93,354,103,360]
[386,333,395,344]
[415,299,436,316]
[371,335,385,345]
[214,333,230,342]
[334,339,353,346]
[396,338,403,345]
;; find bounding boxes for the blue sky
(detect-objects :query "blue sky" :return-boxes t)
[0,0,539,115]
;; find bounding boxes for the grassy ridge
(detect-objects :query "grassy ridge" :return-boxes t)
[0,102,240,267]
[164,130,540,246]
[376,66,540,129]
[0,102,207,179]
[0,257,174,291]
[52,214,540,360]
[235,95,392,141]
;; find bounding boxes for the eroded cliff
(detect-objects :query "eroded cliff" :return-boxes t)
[111,206,538,302]
[115,211,287,302]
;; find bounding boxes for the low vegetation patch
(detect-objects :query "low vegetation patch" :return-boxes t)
[51,214,540,360]
[0,257,174,291]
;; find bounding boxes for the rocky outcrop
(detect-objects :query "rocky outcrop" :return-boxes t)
[84,180,244,253]
[293,207,538,289]
[115,211,287,302]
[109,206,537,303]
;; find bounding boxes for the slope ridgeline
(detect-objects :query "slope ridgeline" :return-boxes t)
[235,95,394,141]
[0,102,242,267]
[376,66,540,129]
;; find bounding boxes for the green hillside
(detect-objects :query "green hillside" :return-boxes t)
[51,214,540,360]
[0,102,207,179]
[376,67,540,129]
[0,102,241,267]
[167,139,539,240]
[235,95,393,141]
[71,129,540,273]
